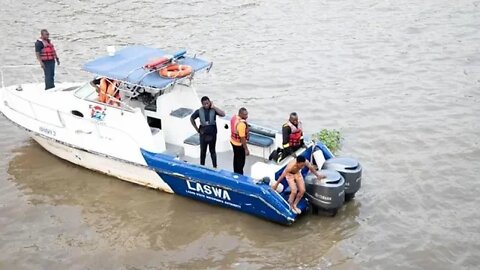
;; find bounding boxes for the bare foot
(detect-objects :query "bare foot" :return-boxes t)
[294,206,302,214]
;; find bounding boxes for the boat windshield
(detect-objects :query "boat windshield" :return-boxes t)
[74,83,96,99]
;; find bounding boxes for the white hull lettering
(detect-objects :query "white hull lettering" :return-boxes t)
[186,180,231,201]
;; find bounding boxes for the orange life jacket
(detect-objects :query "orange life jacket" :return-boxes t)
[38,38,57,61]
[98,78,108,103]
[230,115,249,144]
[98,78,121,106]
[106,80,121,106]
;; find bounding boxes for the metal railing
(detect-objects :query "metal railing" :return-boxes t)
[2,85,146,149]
[0,65,137,112]
[0,65,89,89]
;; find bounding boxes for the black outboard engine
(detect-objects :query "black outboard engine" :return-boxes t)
[323,157,362,201]
[304,169,345,216]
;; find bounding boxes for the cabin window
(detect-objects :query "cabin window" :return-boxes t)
[147,117,162,129]
[74,83,96,100]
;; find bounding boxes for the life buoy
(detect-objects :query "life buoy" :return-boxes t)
[159,64,192,78]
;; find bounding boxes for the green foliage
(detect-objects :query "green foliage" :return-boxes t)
[311,129,342,154]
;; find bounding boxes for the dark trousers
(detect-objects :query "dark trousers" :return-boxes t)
[231,143,246,175]
[43,60,55,90]
[200,134,217,167]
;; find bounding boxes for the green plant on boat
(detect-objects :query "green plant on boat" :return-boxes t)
[311,129,342,154]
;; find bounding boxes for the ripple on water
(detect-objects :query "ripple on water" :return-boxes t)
[1,0,480,269]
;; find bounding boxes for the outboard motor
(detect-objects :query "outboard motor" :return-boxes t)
[304,169,345,216]
[323,157,362,201]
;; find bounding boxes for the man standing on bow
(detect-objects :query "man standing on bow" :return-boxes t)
[35,29,60,90]
[190,96,225,168]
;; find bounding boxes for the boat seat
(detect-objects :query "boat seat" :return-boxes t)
[170,107,193,118]
[145,102,157,112]
[249,125,277,138]
[184,133,200,146]
[248,133,274,147]
[183,132,274,148]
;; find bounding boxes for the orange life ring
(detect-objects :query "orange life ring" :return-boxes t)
[159,64,192,78]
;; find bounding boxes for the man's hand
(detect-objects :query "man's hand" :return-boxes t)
[316,174,326,180]
[40,62,45,69]
[56,58,60,66]
[210,101,215,109]
[245,148,250,156]
[272,182,278,191]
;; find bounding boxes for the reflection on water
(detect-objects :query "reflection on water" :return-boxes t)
[4,142,360,269]
[1,0,480,268]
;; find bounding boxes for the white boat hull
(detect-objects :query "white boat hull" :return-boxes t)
[31,133,173,193]
[0,82,173,193]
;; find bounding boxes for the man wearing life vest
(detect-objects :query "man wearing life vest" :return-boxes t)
[34,29,60,90]
[190,96,225,168]
[230,107,250,175]
[282,112,305,157]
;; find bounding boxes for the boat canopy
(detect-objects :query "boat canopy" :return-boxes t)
[83,46,211,89]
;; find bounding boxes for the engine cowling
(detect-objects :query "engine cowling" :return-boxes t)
[304,169,345,213]
[323,157,362,200]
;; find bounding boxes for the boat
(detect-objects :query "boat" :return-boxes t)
[0,46,362,225]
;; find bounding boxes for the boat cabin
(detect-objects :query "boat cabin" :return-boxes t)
[80,46,291,177]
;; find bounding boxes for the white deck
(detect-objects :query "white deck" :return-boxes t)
[165,143,268,176]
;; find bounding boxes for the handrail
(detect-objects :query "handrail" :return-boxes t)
[0,68,4,90]
[3,86,148,148]
[0,65,86,90]
[4,88,66,128]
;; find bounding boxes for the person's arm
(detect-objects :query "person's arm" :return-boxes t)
[53,40,60,65]
[273,171,287,188]
[35,41,45,69]
[190,110,200,133]
[272,162,293,190]
[306,160,325,179]
[282,125,293,155]
[210,102,225,117]
[238,122,249,155]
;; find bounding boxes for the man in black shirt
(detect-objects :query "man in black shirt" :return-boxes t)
[190,96,225,168]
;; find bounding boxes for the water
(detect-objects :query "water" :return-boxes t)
[1,0,479,269]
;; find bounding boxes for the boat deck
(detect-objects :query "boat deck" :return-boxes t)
[165,144,268,177]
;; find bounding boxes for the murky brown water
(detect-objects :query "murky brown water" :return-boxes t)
[1,0,480,269]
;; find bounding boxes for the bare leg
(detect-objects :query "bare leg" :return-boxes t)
[293,173,305,212]
[286,174,298,210]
